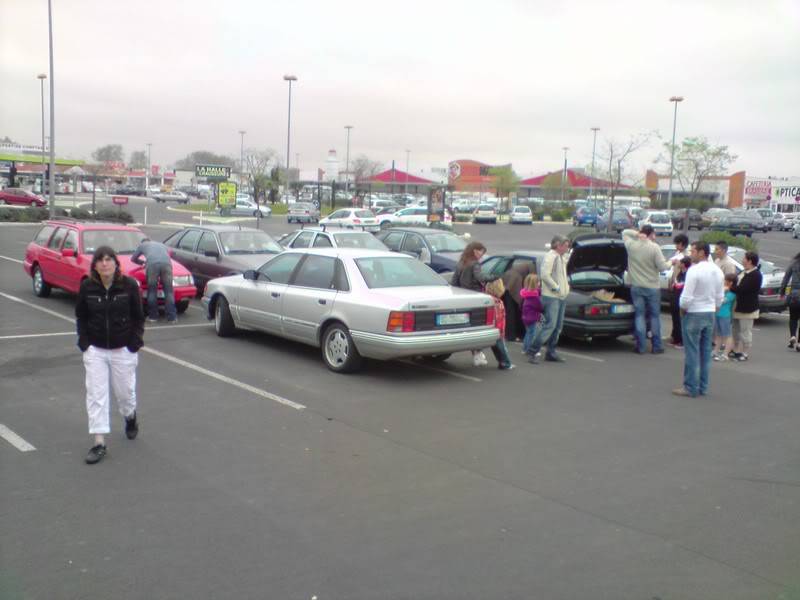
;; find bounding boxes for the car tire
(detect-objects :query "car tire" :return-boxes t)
[254,210,262,218]
[213,296,236,337]
[380,221,391,230]
[32,265,51,298]
[422,353,452,363]
[176,300,189,314]
[321,322,362,373]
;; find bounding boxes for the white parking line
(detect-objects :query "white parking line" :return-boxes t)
[400,360,483,382]
[0,323,212,340]
[0,255,24,264]
[506,340,605,363]
[0,424,37,452]
[0,291,304,411]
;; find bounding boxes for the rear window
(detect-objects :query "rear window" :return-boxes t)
[83,230,145,254]
[355,210,375,218]
[423,232,467,253]
[331,233,387,250]
[649,213,670,223]
[218,231,282,254]
[355,257,446,289]
[514,206,531,213]
[477,204,495,211]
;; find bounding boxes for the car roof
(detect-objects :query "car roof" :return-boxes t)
[384,227,450,235]
[281,247,403,259]
[45,219,139,231]
[292,226,374,234]
[180,224,263,233]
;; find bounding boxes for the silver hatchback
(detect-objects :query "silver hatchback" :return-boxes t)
[202,248,499,373]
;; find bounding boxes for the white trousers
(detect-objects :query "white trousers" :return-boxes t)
[83,346,138,435]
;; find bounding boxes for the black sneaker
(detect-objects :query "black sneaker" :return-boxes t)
[85,444,107,464]
[528,354,541,364]
[728,350,737,359]
[125,412,138,440]
[545,354,565,363]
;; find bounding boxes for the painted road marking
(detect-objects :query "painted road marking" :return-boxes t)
[0,323,212,340]
[399,360,483,382]
[0,255,24,264]
[507,340,605,363]
[0,291,304,411]
[0,424,37,452]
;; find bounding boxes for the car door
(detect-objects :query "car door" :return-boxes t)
[400,232,426,260]
[281,255,338,343]
[380,231,405,253]
[39,226,68,288]
[171,229,202,273]
[194,231,224,288]
[288,230,315,249]
[59,229,83,293]
[325,209,346,226]
[235,252,303,333]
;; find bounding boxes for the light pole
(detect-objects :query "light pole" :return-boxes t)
[238,130,246,187]
[37,74,47,195]
[561,146,569,203]
[344,125,353,198]
[589,127,600,210]
[666,95,684,213]
[283,74,297,200]
[404,149,410,198]
[46,0,56,216]
[145,142,152,195]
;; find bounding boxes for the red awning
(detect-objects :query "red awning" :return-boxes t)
[520,169,629,189]
[368,169,434,184]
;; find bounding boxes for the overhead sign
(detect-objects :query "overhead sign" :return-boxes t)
[112,195,129,205]
[218,182,237,206]
[427,187,446,223]
[195,164,231,180]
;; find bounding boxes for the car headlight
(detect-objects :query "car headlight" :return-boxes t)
[173,275,194,287]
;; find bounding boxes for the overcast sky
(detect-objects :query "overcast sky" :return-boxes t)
[2,0,798,181]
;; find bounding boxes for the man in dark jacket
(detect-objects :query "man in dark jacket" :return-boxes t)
[76,246,145,464]
[730,251,762,361]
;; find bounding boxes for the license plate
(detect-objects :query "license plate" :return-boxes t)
[436,312,470,326]
[157,290,165,299]
[612,304,633,314]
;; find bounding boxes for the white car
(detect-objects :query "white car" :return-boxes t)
[509,205,533,224]
[638,211,673,236]
[793,219,800,239]
[319,208,380,232]
[219,197,271,218]
[378,206,429,228]
[153,190,189,204]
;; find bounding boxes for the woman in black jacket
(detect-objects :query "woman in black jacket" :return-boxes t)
[780,251,800,351]
[75,246,145,464]
[730,251,762,361]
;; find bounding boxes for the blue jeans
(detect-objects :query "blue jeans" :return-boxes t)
[146,262,176,320]
[682,312,714,397]
[631,286,662,352]
[490,338,512,368]
[522,322,538,354]
[530,296,566,358]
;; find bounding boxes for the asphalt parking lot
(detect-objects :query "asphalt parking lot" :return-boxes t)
[2,216,799,600]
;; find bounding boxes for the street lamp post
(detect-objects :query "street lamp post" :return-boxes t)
[238,130,246,188]
[46,0,56,216]
[344,125,353,199]
[283,74,297,201]
[37,74,47,195]
[145,142,152,195]
[561,146,569,203]
[589,127,600,210]
[404,149,410,198]
[666,95,684,214]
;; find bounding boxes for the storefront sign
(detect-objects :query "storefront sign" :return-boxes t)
[774,186,800,198]
[195,164,231,180]
[428,187,446,223]
[745,179,771,197]
[218,181,237,206]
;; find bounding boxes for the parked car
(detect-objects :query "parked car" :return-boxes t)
[595,208,635,233]
[658,243,786,313]
[509,205,533,224]
[709,215,756,237]
[572,207,601,227]
[218,197,271,218]
[701,207,732,228]
[202,249,500,373]
[278,227,388,251]
[375,227,467,274]
[793,219,800,239]
[162,225,282,293]
[153,190,190,204]
[753,208,776,230]
[733,209,770,233]
[472,204,498,224]
[377,206,429,228]
[773,212,795,232]
[670,208,704,230]
[113,184,144,196]
[0,188,47,207]
[287,202,320,224]
[480,234,635,341]
[319,208,380,232]
[22,220,196,312]
[637,211,673,236]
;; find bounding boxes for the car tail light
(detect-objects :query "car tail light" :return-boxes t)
[387,311,415,333]
[485,305,495,325]
[583,305,609,317]
[304,211,309,215]
[353,218,361,224]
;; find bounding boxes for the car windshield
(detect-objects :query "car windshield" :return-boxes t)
[649,213,670,223]
[292,203,313,210]
[219,231,282,254]
[355,257,447,288]
[477,205,494,211]
[726,248,780,274]
[423,232,467,253]
[332,233,387,250]
[83,230,145,254]
[514,207,531,213]
[355,210,375,218]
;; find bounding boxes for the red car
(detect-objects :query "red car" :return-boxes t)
[0,188,47,207]
[23,220,197,313]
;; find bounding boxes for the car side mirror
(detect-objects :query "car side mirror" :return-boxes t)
[243,269,258,281]
[204,250,220,258]
[61,248,75,258]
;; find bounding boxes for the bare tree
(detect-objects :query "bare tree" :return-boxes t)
[598,133,651,232]
[243,148,279,205]
[657,136,737,201]
[129,151,147,169]
[351,155,384,183]
[92,144,124,163]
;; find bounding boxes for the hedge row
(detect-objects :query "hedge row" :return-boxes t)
[0,207,134,223]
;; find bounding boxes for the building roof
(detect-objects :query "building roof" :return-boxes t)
[368,169,435,184]
[520,168,629,189]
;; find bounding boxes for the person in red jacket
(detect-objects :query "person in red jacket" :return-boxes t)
[484,279,514,370]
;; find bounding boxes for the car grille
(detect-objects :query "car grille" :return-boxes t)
[413,308,488,331]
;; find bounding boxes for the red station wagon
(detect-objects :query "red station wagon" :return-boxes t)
[0,188,47,207]
[23,220,197,312]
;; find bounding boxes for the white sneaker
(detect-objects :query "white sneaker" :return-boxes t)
[472,352,483,367]
[477,351,488,366]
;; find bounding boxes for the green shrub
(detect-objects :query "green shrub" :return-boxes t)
[0,207,20,221]
[548,209,570,222]
[700,230,758,253]
[69,208,93,219]
[95,208,134,223]
[532,209,545,222]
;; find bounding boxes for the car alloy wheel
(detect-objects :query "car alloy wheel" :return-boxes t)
[214,297,236,337]
[32,266,51,297]
[322,323,362,373]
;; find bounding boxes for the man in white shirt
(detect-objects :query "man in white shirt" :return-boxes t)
[674,241,724,397]
[529,234,570,364]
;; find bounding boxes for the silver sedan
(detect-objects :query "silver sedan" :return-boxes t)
[202,248,500,373]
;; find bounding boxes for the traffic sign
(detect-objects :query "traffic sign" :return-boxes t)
[112,195,129,206]
[218,182,237,206]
